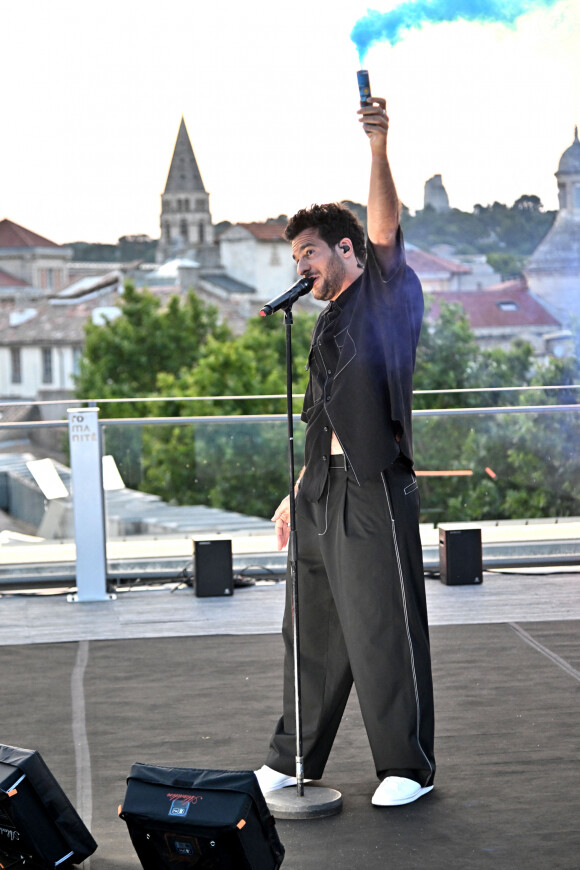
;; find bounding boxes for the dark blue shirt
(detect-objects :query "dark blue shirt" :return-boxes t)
[300,232,424,502]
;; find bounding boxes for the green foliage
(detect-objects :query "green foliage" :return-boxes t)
[414,302,479,407]
[138,311,316,516]
[77,279,579,524]
[67,235,157,263]
[76,281,229,412]
[76,281,229,488]
[399,197,555,256]
[413,303,579,523]
[485,252,524,280]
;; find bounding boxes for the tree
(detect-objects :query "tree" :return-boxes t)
[513,194,542,213]
[485,252,524,281]
[67,237,157,262]
[413,301,479,408]
[76,282,229,404]
[138,311,317,516]
[75,281,229,487]
[400,197,556,256]
[76,283,579,524]
[412,302,579,523]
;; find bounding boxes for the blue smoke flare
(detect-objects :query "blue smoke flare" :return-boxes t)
[351,0,565,63]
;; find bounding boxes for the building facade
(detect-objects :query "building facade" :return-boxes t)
[525,128,580,333]
[0,219,71,295]
[218,222,296,300]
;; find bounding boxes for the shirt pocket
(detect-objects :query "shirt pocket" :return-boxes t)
[404,477,419,496]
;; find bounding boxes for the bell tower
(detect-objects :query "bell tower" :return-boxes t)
[157,118,214,264]
[525,127,580,331]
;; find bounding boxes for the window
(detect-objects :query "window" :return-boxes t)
[574,184,580,211]
[11,348,22,384]
[42,348,53,384]
[39,269,55,289]
[72,347,83,376]
[558,184,567,210]
[496,301,518,312]
[180,220,189,242]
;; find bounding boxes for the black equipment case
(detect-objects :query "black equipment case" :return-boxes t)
[0,743,97,868]
[120,764,284,869]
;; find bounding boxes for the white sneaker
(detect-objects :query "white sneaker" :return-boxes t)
[372,776,433,806]
[253,765,312,793]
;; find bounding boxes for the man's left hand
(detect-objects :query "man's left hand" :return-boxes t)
[358,97,389,152]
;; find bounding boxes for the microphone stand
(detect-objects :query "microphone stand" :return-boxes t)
[262,302,342,820]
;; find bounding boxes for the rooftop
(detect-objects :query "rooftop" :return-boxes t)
[0,268,29,288]
[557,126,580,175]
[236,222,287,241]
[406,245,472,276]
[427,282,560,329]
[0,218,63,250]
[163,117,207,195]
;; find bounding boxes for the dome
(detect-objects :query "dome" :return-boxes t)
[557,127,580,175]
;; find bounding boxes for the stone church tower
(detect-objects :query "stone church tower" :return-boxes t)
[156,118,215,264]
[526,127,580,331]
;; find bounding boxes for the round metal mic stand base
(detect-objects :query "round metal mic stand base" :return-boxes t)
[264,785,343,820]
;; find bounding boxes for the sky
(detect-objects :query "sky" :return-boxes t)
[2,0,579,245]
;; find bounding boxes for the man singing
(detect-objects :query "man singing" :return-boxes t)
[255,94,436,806]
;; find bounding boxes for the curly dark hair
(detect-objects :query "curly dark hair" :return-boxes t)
[285,203,366,265]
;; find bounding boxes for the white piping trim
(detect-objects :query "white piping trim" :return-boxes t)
[381,471,434,782]
[317,472,331,537]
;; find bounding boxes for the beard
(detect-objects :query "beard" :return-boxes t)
[312,252,347,302]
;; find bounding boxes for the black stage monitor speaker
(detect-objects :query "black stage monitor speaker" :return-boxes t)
[193,539,233,597]
[120,764,285,869]
[0,743,97,868]
[439,526,483,585]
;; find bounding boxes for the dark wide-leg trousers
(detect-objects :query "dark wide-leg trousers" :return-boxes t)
[265,456,436,787]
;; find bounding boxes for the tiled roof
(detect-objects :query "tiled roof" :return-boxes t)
[0,293,120,345]
[406,245,472,276]
[201,273,256,295]
[0,268,29,288]
[427,284,560,329]
[0,218,61,249]
[237,222,287,241]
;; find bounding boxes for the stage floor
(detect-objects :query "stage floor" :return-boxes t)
[1,573,579,869]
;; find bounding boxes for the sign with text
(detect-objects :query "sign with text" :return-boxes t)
[67,408,109,602]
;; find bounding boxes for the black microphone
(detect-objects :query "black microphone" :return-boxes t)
[259,276,314,317]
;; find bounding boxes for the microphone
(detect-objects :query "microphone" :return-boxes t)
[259,276,314,317]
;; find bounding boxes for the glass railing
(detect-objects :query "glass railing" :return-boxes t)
[0,388,579,589]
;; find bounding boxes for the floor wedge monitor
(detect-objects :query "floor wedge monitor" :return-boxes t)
[0,743,97,868]
[120,764,285,869]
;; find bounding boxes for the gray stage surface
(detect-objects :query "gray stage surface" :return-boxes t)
[0,572,579,869]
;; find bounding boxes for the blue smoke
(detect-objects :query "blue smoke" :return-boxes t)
[351,0,564,62]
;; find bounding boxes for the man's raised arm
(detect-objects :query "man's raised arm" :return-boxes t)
[358,97,400,257]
